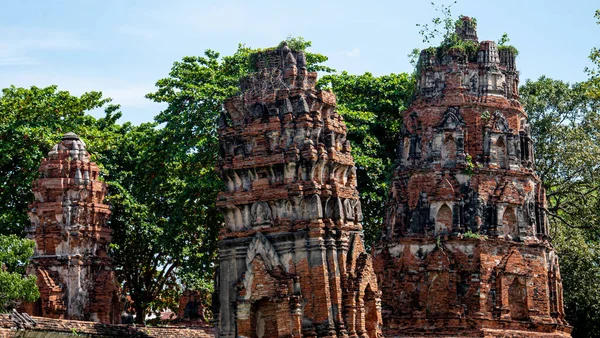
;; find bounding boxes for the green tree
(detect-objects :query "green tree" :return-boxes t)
[520,77,600,337]
[0,235,39,312]
[105,121,221,323]
[0,85,120,236]
[585,9,600,100]
[144,38,332,304]
[317,72,415,245]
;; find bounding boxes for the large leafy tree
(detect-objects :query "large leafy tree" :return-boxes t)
[104,121,222,323]
[520,77,600,338]
[317,72,415,245]
[0,235,39,312]
[0,85,120,236]
[144,38,331,299]
[585,9,600,100]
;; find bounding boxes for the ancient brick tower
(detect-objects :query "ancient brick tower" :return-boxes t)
[24,132,121,324]
[216,43,381,338]
[373,18,572,337]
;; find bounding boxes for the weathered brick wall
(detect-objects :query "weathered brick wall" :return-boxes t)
[374,18,571,337]
[0,314,213,337]
[23,133,121,324]
[216,42,381,338]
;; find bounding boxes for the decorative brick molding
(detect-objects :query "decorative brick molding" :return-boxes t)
[0,314,213,337]
[23,133,122,324]
[373,19,571,337]
[215,42,381,338]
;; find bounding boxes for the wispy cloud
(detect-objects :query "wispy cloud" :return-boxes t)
[0,28,91,66]
[116,25,162,41]
[344,48,361,58]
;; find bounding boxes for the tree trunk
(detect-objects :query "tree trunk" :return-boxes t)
[134,303,146,325]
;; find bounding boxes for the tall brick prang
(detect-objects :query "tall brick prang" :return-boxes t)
[24,133,122,324]
[216,42,382,338]
[373,18,571,337]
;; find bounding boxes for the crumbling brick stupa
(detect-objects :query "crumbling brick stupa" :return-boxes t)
[216,43,382,338]
[23,133,122,324]
[373,18,571,337]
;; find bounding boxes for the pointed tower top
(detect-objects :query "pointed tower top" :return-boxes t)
[61,132,80,141]
[455,16,478,42]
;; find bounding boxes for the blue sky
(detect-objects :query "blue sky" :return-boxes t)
[0,0,598,125]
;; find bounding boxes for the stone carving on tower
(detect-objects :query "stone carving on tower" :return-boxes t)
[24,133,122,324]
[216,42,382,338]
[374,17,571,337]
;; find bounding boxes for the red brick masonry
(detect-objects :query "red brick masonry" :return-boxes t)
[215,42,381,338]
[23,133,121,323]
[0,314,213,338]
[373,18,571,337]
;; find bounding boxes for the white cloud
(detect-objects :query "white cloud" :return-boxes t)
[115,25,162,41]
[0,71,156,107]
[344,48,361,58]
[0,28,91,67]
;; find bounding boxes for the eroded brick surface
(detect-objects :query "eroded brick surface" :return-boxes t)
[0,314,213,337]
[23,133,122,324]
[216,43,382,338]
[373,19,571,337]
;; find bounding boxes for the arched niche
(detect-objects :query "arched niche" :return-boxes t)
[497,136,508,169]
[502,206,517,238]
[301,194,323,220]
[509,277,528,321]
[225,206,243,231]
[251,201,272,227]
[435,203,452,235]
[441,135,457,167]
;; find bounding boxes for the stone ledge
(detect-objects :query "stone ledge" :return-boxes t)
[0,314,214,338]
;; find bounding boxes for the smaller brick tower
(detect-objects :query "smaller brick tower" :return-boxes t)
[374,18,571,337]
[216,43,381,338]
[25,132,121,324]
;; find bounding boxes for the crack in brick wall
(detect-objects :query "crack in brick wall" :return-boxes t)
[373,19,571,338]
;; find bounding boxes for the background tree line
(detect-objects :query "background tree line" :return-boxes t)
[0,9,599,337]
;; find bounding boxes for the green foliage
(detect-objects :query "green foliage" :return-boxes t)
[0,235,39,312]
[497,32,510,46]
[408,48,421,69]
[498,45,519,57]
[248,37,334,74]
[0,86,119,236]
[104,121,212,323]
[462,230,481,239]
[144,39,332,316]
[463,153,475,175]
[481,110,491,122]
[416,1,458,45]
[521,76,600,337]
[552,225,600,337]
[415,3,518,69]
[317,71,415,246]
[497,33,519,56]
[585,9,600,100]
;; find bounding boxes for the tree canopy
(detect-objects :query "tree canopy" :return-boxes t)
[1,10,600,335]
[0,235,39,312]
[317,71,415,245]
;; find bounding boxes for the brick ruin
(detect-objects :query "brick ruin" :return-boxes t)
[16,18,573,338]
[23,133,122,324]
[372,18,571,337]
[215,43,381,337]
